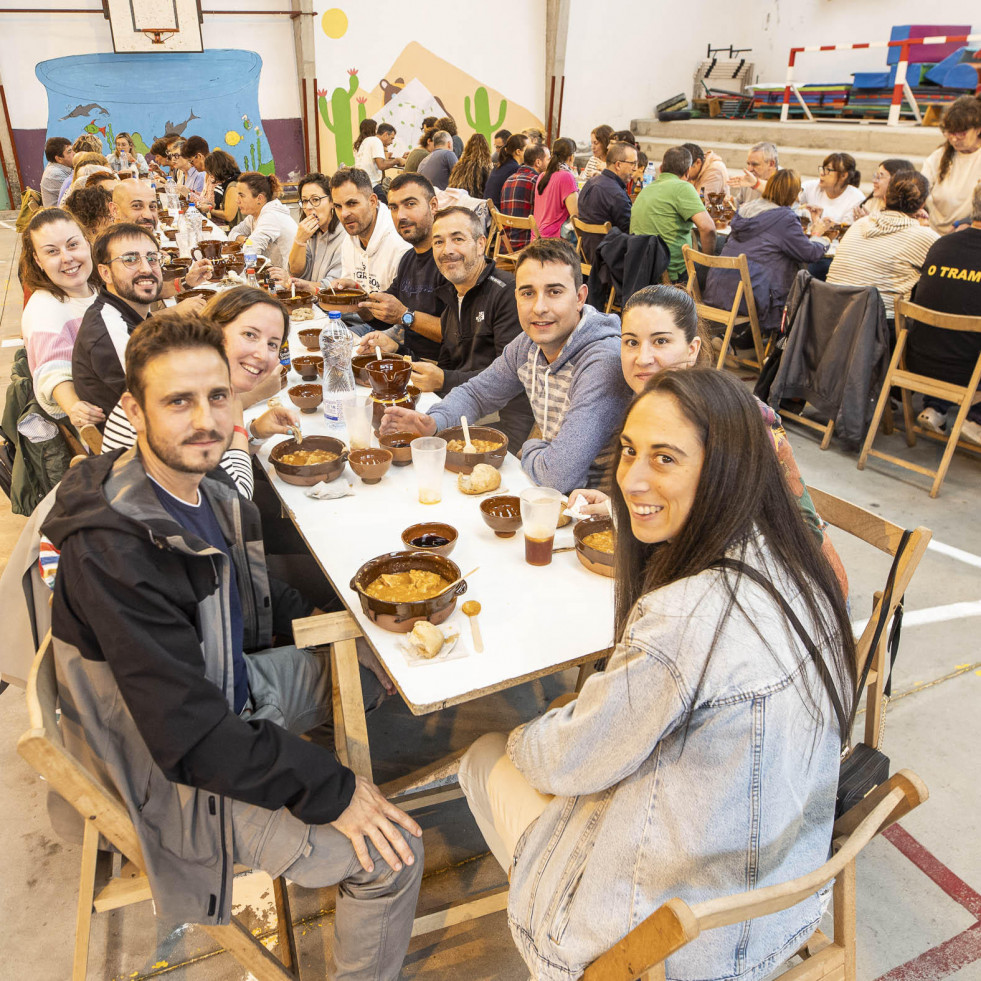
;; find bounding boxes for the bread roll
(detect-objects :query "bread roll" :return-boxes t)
[458,463,501,495]
[409,620,444,658]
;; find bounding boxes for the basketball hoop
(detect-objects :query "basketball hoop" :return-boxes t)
[141,27,179,44]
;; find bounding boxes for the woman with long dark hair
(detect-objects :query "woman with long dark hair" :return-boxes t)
[921,94,981,233]
[582,123,614,179]
[459,366,855,981]
[352,117,377,153]
[482,133,528,207]
[854,157,917,217]
[533,137,579,238]
[447,133,492,198]
[201,148,242,226]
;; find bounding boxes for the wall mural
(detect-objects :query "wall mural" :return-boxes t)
[316,10,543,172]
[35,49,276,176]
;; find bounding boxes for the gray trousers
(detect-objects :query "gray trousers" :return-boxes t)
[233,646,423,980]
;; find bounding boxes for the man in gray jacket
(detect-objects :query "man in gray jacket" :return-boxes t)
[380,238,631,492]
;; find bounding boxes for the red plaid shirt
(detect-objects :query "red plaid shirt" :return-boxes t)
[499,166,539,251]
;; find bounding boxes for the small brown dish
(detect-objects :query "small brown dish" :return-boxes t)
[400,521,458,556]
[352,354,375,387]
[378,431,422,466]
[292,355,324,381]
[161,255,191,282]
[573,515,616,578]
[270,435,347,486]
[270,288,315,313]
[287,383,323,414]
[350,551,466,633]
[163,228,178,241]
[348,447,393,485]
[175,287,218,302]
[278,364,289,389]
[437,426,509,474]
[365,358,412,400]
[479,495,522,538]
[318,286,367,312]
[157,214,174,227]
[221,241,243,255]
[298,327,322,350]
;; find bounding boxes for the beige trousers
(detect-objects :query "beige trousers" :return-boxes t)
[458,732,553,872]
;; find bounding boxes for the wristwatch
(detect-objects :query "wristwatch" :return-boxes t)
[401,310,415,329]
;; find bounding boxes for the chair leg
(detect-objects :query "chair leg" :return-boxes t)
[820,421,835,451]
[833,858,857,981]
[203,919,299,981]
[932,400,974,498]
[272,875,300,977]
[73,818,100,981]
[900,386,917,447]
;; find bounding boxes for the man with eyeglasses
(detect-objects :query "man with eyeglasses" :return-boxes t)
[576,141,638,264]
[72,223,166,423]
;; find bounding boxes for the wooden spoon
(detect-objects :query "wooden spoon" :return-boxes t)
[460,414,476,454]
[462,599,484,652]
[431,565,479,598]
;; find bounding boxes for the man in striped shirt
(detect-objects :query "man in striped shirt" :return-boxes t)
[499,144,550,251]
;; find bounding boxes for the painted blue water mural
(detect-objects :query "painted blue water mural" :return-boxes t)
[35,49,274,174]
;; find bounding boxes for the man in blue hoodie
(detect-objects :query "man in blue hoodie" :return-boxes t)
[380,238,631,492]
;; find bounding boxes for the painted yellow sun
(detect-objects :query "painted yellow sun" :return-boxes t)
[321,8,348,38]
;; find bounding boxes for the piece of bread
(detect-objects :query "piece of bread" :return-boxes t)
[457,463,501,495]
[409,620,444,658]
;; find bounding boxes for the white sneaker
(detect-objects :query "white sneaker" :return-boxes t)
[959,419,981,445]
[917,407,946,434]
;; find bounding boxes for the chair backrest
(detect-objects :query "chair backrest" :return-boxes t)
[17,634,146,865]
[583,770,928,980]
[895,298,981,337]
[682,246,760,325]
[492,211,540,259]
[806,487,931,680]
[572,215,611,261]
[79,424,103,455]
[485,201,501,258]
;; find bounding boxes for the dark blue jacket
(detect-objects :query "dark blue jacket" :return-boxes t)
[483,158,520,208]
[577,170,632,263]
[704,201,828,331]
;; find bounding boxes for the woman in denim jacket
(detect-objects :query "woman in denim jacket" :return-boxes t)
[459,368,855,981]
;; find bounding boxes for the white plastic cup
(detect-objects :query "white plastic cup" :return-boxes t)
[410,436,447,505]
[519,487,563,566]
[342,395,373,450]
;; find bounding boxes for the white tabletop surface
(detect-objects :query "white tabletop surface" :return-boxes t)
[249,340,616,714]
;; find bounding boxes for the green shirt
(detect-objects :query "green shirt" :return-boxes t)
[629,172,705,280]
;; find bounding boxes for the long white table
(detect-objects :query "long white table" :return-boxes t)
[251,354,615,715]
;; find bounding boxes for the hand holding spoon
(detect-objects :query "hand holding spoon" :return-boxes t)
[462,599,483,652]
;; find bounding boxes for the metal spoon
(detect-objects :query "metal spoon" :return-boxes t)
[462,600,484,652]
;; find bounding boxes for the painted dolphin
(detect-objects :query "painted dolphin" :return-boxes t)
[163,110,200,137]
[59,103,109,120]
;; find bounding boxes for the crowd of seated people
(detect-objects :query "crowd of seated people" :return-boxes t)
[5,94,981,981]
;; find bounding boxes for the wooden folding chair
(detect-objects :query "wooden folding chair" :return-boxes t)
[17,635,301,981]
[79,424,102,455]
[571,216,611,278]
[858,299,981,497]
[682,245,767,372]
[490,210,539,272]
[582,770,928,981]
[484,201,501,259]
[807,487,931,749]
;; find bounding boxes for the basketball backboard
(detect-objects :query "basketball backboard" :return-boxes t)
[106,0,203,53]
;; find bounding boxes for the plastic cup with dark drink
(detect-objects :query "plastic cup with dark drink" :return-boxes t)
[519,487,564,566]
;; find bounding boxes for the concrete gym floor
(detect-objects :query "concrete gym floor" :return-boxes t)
[0,217,979,981]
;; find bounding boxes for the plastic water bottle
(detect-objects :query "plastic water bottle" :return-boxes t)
[185,204,203,246]
[642,162,657,188]
[165,177,179,213]
[175,210,191,257]
[243,239,259,287]
[319,311,356,430]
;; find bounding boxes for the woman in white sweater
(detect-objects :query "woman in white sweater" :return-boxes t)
[230,172,299,269]
[921,95,981,234]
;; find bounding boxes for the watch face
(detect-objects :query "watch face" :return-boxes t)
[401,311,414,327]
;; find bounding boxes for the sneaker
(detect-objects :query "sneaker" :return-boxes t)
[917,407,946,434]
[959,419,981,446]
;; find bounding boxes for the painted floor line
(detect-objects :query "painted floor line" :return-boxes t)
[852,599,981,635]
[1,337,23,347]
[0,221,12,230]
[928,539,981,570]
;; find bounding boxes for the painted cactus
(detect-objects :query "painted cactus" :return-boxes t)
[464,87,507,144]
[318,69,368,168]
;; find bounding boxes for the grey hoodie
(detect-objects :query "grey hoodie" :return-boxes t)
[428,305,631,492]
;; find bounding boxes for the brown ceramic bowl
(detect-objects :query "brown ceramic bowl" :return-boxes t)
[370,385,420,429]
[194,239,225,260]
[270,288,315,313]
[318,286,367,312]
[378,431,422,466]
[573,515,616,578]
[161,255,191,282]
[437,426,508,474]
[365,358,412,400]
[157,214,174,227]
[350,551,466,633]
[222,241,243,255]
[269,435,347,486]
[400,521,458,557]
[163,228,178,242]
[298,327,322,350]
[479,495,522,538]
[175,287,218,302]
[287,382,323,414]
[348,447,393,485]
[352,354,375,387]
[278,364,289,389]
[292,355,324,381]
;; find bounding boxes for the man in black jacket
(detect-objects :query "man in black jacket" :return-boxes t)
[43,313,423,968]
[413,206,534,447]
[576,141,637,264]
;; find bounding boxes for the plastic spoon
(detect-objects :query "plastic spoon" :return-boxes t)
[462,600,483,652]
[460,414,476,454]
[375,345,384,364]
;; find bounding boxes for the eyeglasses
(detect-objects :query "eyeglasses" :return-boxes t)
[818,167,843,176]
[108,251,161,268]
[166,154,182,160]
[301,194,328,207]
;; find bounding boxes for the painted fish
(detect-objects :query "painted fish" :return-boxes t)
[60,102,109,120]
[163,110,200,137]
[225,131,242,146]
[242,114,252,131]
